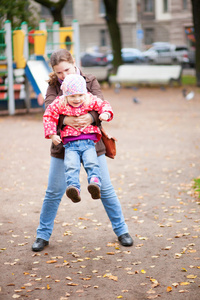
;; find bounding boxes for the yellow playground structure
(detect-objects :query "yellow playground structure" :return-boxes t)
[0,19,80,115]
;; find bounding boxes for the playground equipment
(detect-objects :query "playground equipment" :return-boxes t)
[0,19,80,115]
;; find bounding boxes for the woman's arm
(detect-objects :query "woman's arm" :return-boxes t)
[44,84,61,110]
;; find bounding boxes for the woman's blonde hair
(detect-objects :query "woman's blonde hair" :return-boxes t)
[48,49,74,86]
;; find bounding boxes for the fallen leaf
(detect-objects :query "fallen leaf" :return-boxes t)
[164,246,171,250]
[47,284,51,290]
[46,260,57,264]
[179,290,189,293]
[12,295,20,299]
[186,274,197,279]
[67,282,79,286]
[166,286,172,292]
[107,242,118,247]
[181,268,187,272]
[141,269,146,274]
[150,278,159,287]
[103,273,118,281]
[172,282,179,287]
[24,283,32,287]
[180,282,190,286]
[147,289,156,294]
[175,253,182,258]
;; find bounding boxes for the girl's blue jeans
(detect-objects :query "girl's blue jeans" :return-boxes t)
[36,154,128,240]
[64,139,101,191]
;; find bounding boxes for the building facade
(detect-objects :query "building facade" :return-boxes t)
[35,0,194,52]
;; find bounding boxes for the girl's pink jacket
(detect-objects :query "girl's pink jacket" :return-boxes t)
[43,92,113,143]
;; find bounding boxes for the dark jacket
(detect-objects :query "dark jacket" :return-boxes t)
[44,72,106,159]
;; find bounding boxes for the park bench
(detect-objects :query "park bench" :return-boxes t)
[109,64,182,87]
[81,66,109,82]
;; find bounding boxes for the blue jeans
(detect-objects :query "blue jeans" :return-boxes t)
[63,139,101,191]
[36,154,128,240]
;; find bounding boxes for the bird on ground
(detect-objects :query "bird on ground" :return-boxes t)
[182,89,195,101]
[133,97,140,104]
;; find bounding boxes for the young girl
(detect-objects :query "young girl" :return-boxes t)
[32,49,133,252]
[43,74,113,203]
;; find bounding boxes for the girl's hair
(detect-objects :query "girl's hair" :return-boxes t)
[48,49,74,86]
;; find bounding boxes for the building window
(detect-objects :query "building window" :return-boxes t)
[163,0,168,12]
[100,29,106,46]
[64,0,73,16]
[99,0,106,17]
[144,0,154,12]
[182,0,187,10]
[145,28,154,45]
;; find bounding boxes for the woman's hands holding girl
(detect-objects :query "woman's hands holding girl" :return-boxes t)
[63,113,93,130]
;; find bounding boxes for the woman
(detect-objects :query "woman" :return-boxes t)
[32,49,133,251]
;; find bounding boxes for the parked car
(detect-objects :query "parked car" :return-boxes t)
[81,52,108,67]
[143,42,189,66]
[107,48,146,64]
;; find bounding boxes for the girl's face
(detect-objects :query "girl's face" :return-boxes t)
[53,61,76,81]
[67,94,86,107]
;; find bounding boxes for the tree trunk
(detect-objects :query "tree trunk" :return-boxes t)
[191,0,200,86]
[49,7,64,26]
[103,0,123,73]
[34,0,67,27]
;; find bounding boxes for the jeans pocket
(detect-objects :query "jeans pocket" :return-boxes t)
[88,139,95,146]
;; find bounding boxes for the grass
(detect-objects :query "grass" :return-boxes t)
[181,74,196,86]
[193,178,200,198]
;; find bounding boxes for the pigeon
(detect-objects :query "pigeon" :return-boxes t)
[114,83,121,93]
[182,89,195,101]
[133,97,140,104]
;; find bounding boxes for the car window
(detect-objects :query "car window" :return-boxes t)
[175,46,188,51]
[156,48,170,53]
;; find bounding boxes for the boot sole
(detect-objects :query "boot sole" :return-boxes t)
[66,187,81,203]
[88,183,101,199]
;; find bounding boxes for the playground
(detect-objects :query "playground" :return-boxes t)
[0,85,200,299]
[0,19,80,115]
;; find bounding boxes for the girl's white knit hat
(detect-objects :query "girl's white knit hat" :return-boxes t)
[61,74,87,96]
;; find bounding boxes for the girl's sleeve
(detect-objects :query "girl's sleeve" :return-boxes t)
[92,96,113,122]
[87,76,104,126]
[43,99,61,138]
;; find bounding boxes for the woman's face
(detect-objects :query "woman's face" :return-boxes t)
[53,61,76,81]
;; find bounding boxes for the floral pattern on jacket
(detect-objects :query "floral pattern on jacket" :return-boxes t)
[43,92,113,143]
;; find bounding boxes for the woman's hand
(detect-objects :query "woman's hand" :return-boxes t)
[50,134,62,145]
[64,113,94,130]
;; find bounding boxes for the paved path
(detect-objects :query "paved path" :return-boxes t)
[0,86,200,299]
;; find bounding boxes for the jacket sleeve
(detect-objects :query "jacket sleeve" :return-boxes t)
[91,96,113,122]
[44,84,60,110]
[43,99,61,138]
